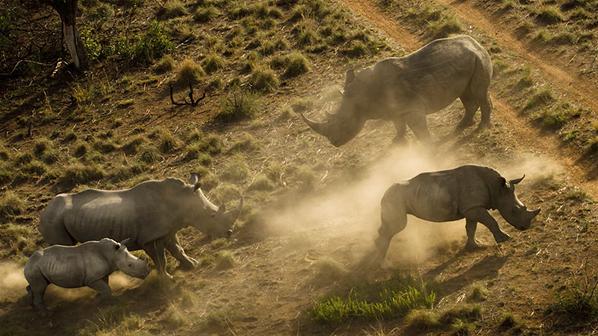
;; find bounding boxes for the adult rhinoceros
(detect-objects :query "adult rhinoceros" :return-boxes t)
[301,35,493,146]
[39,174,242,277]
[371,165,540,263]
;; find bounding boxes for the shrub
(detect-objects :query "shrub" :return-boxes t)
[154,54,175,73]
[115,21,173,65]
[535,7,563,24]
[194,5,219,22]
[157,0,187,20]
[523,89,554,111]
[0,191,26,223]
[229,132,258,152]
[248,174,275,191]
[283,52,310,78]
[217,89,260,122]
[202,53,224,74]
[57,163,105,190]
[405,310,441,332]
[341,40,367,58]
[122,136,146,155]
[175,58,205,86]
[427,15,463,39]
[214,250,235,270]
[248,66,279,92]
[139,146,161,164]
[73,141,89,157]
[219,159,249,183]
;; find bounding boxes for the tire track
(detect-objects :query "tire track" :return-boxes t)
[338,0,598,197]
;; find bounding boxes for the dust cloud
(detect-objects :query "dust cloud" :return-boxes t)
[0,261,144,305]
[0,262,27,303]
[262,145,467,267]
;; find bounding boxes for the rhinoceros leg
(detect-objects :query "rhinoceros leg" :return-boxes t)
[478,94,492,129]
[165,234,197,270]
[392,120,407,144]
[456,95,479,131]
[405,113,431,143]
[465,218,482,250]
[464,208,511,244]
[372,186,408,263]
[88,277,111,299]
[144,239,171,278]
[28,274,49,314]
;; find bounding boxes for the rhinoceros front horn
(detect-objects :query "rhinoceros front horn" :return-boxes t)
[300,112,330,137]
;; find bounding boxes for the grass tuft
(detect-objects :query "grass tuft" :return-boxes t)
[217,89,260,122]
[57,163,105,190]
[0,191,26,223]
[282,52,310,78]
[157,0,187,20]
[175,58,205,87]
[249,65,279,92]
[214,250,235,270]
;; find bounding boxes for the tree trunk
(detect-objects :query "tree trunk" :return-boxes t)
[49,0,88,70]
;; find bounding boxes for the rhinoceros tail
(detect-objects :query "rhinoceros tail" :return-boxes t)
[39,196,76,246]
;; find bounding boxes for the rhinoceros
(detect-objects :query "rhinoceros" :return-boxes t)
[39,175,242,277]
[371,165,540,262]
[24,238,150,313]
[300,35,493,146]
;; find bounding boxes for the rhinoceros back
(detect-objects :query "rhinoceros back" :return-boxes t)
[63,190,140,244]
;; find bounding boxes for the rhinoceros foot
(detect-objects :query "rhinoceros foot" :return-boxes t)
[494,231,511,243]
[178,258,199,271]
[465,240,483,251]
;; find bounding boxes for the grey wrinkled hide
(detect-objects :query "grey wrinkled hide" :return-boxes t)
[24,238,149,312]
[40,177,242,277]
[301,35,493,146]
[372,165,540,263]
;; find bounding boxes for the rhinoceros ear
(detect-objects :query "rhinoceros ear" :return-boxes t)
[499,177,507,188]
[113,243,120,250]
[189,173,199,185]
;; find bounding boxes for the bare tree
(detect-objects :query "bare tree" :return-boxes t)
[42,0,88,70]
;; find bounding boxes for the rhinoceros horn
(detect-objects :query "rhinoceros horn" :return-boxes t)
[509,175,525,185]
[300,112,331,137]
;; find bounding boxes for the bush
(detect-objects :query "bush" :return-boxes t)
[341,40,367,58]
[523,89,554,111]
[405,310,441,332]
[194,5,219,22]
[216,89,260,122]
[248,66,279,92]
[154,54,175,74]
[214,250,235,270]
[139,146,161,164]
[57,163,105,190]
[202,53,224,74]
[0,191,26,223]
[283,52,310,78]
[157,0,187,20]
[115,21,173,65]
[547,273,598,327]
[427,16,463,39]
[122,136,146,155]
[535,7,563,24]
[175,58,205,86]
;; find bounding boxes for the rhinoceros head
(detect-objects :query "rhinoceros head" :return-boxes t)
[300,69,368,147]
[495,175,540,230]
[111,239,150,279]
[187,174,243,239]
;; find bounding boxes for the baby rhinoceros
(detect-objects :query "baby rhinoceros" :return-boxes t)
[372,165,540,263]
[24,238,150,313]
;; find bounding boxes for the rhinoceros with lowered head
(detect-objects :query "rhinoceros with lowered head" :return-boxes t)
[39,174,242,277]
[371,165,540,263]
[300,35,493,146]
[24,238,150,313]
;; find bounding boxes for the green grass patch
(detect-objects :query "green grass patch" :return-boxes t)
[202,53,225,74]
[194,5,220,22]
[157,0,187,20]
[522,89,554,112]
[248,65,279,92]
[311,275,435,323]
[175,58,205,86]
[282,52,310,78]
[547,273,598,328]
[535,6,564,25]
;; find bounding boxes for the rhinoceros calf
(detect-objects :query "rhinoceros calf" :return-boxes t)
[39,175,242,277]
[301,35,493,146]
[24,238,149,313]
[372,165,540,262]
